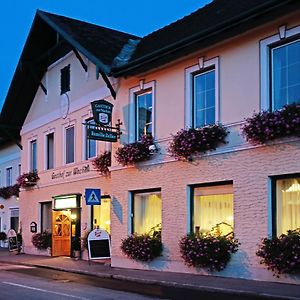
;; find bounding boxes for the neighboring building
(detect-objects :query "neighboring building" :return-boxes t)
[107,0,300,283]
[0,138,21,246]
[0,0,300,285]
[0,10,138,256]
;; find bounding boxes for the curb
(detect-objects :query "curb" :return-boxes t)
[0,259,299,300]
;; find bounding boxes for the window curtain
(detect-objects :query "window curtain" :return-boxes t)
[194,184,233,236]
[276,178,300,235]
[134,192,161,234]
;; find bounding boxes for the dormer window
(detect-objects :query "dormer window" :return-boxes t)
[60,65,70,94]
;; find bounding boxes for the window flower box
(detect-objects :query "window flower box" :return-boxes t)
[121,224,162,261]
[92,151,111,175]
[168,124,228,161]
[256,228,300,277]
[17,171,40,188]
[115,134,155,166]
[0,184,19,199]
[179,233,239,271]
[242,103,300,144]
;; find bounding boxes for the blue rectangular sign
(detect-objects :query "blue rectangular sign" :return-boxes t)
[85,188,101,205]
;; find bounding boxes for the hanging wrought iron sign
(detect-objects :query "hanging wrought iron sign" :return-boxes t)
[91,99,113,126]
[83,99,122,142]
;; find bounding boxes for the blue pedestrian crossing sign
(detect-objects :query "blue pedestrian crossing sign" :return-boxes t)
[85,189,101,205]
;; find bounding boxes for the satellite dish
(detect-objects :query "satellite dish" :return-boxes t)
[60,93,70,119]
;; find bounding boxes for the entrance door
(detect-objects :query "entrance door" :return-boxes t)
[52,210,71,256]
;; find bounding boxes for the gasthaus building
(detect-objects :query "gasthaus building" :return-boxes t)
[1,0,300,284]
[0,10,139,258]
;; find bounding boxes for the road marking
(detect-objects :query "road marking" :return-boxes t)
[2,282,90,300]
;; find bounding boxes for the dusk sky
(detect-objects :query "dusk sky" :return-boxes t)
[0,0,211,109]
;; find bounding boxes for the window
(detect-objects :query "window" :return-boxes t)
[6,167,12,186]
[30,140,37,171]
[10,209,19,232]
[135,90,153,140]
[129,81,155,142]
[92,197,111,233]
[61,65,70,94]
[41,202,52,232]
[18,164,21,176]
[273,176,300,236]
[46,133,54,169]
[185,57,219,128]
[65,126,75,164]
[191,182,233,236]
[132,189,162,234]
[271,40,300,110]
[85,119,96,160]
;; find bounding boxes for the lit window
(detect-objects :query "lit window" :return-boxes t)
[92,197,111,233]
[192,183,234,236]
[6,167,12,186]
[65,126,75,164]
[274,177,300,236]
[132,190,161,234]
[85,119,96,159]
[30,140,37,171]
[135,90,152,140]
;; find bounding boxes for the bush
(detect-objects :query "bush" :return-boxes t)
[115,134,154,166]
[92,151,111,175]
[32,231,52,250]
[121,224,162,261]
[17,171,40,188]
[256,229,300,276]
[168,124,228,161]
[0,232,7,241]
[242,103,300,144]
[179,233,239,271]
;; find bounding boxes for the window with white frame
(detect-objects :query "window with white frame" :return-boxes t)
[65,126,75,164]
[6,167,12,186]
[260,25,300,111]
[185,57,219,128]
[41,201,52,232]
[30,140,37,171]
[129,81,155,142]
[273,175,300,236]
[191,182,234,236]
[131,189,161,234]
[46,132,54,170]
[85,119,96,160]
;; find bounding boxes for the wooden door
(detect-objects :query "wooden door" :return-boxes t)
[52,211,71,256]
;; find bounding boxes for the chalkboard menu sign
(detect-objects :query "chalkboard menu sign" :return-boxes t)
[88,229,111,260]
[7,229,18,252]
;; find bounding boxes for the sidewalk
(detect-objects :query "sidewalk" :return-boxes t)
[0,248,299,299]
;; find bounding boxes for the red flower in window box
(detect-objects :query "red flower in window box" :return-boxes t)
[17,171,40,188]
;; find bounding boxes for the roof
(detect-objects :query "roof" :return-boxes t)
[111,0,300,76]
[0,11,139,145]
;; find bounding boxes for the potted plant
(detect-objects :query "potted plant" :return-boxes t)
[31,231,52,252]
[121,223,162,261]
[179,233,239,271]
[115,134,156,166]
[242,103,300,144]
[256,228,300,277]
[72,236,81,259]
[0,184,19,199]
[0,232,7,241]
[92,151,111,175]
[17,171,40,188]
[168,124,228,161]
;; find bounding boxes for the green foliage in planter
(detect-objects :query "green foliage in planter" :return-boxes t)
[115,134,154,166]
[0,232,7,241]
[121,224,162,261]
[17,171,40,188]
[31,231,52,250]
[256,228,300,277]
[0,184,19,199]
[179,233,239,271]
[242,103,300,144]
[168,124,228,161]
[92,151,111,175]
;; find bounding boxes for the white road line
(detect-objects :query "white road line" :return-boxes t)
[2,281,90,300]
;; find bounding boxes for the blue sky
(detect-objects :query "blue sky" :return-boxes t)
[0,0,211,109]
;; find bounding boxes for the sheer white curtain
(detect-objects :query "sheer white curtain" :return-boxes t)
[277,178,300,235]
[194,185,233,236]
[134,192,161,234]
